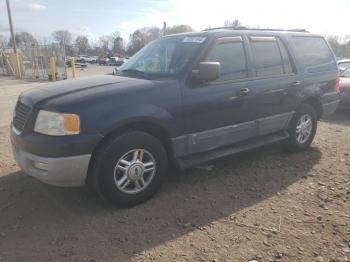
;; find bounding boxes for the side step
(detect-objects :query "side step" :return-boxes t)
[176,131,289,169]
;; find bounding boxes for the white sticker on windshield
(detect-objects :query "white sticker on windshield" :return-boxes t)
[182,37,206,43]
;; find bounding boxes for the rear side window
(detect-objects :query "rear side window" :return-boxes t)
[249,36,286,77]
[277,38,293,74]
[291,36,337,73]
[249,36,293,77]
[205,38,247,81]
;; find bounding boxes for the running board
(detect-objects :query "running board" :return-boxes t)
[176,131,289,169]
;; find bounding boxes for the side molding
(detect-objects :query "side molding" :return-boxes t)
[171,112,294,157]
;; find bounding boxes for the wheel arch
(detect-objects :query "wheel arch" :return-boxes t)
[301,97,323,119]
[86,120,174,185]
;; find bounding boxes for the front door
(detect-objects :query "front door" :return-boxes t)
[177,36,254,156]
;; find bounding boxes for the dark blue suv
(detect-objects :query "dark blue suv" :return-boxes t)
[11,29,340,206]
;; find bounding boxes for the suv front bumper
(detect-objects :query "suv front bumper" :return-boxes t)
[12,142,91,187]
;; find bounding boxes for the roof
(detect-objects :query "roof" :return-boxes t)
[163,28,320,39]
[203,27,309,33]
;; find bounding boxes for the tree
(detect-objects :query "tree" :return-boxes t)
[127,30,148,55]
[8,32,38,47]
[166,25,193,35]
[52,30,72,46]
[142,26,161,41]
[111,32,125,55]
[0,34,8,47]
[127,27,162,55]
[326,35,350,58]
[224,20,245,29]
[75,35,90,54]
[98,35,113,56]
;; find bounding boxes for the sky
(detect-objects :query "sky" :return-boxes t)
[0,0,349,44]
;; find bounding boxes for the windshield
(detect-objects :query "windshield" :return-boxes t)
[118,36,206,78]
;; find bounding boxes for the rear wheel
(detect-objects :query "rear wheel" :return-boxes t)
[91,131,168,207]
[284,104,317,152]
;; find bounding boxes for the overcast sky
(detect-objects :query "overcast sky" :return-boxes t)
[1,0,349,43]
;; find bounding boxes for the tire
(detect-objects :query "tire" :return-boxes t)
[91,131,168,207]
[284,104,317,152]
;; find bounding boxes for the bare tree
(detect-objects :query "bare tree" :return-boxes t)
[75,35,90,54]
[327,35,350,58]
[111,32,125,55]
[8,32,38,47]
[98,35,113,56]
[0,34,8,47]
[127,27,162,55]
[142,26,161,41]
[127,30,147,55]
[52,30,72,46]
[166,25,193,35]
[224,20,244,29]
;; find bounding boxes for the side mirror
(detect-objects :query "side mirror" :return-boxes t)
[192,62,220,82]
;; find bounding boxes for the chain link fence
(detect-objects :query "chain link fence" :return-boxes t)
[0,43,67,81]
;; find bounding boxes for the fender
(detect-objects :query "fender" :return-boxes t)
[85,103,180,138]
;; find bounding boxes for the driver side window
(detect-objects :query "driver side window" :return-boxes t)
[205,38,248,82]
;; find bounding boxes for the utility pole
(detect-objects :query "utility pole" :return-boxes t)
[163,21,167,36]
[6,0,21,78]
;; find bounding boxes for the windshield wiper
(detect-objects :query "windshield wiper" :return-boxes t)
[121,69,151,79]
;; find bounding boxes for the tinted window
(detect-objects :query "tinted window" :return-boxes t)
[291,36,337,73]
[250,37,284,77]
[205,41,247,81]
[277,38,293,74]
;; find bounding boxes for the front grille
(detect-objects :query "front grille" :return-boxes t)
[13,101,31,133]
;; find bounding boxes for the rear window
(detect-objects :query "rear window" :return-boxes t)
[291,36,337,73]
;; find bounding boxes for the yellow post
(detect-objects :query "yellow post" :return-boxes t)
[71,57,76,79]
[50,56,56,81]
[15,53,22,79]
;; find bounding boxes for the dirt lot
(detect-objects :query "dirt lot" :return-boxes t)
[66,64,114,79]
[0,75,349,262]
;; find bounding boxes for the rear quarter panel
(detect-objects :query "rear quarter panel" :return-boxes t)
[285,34,339,110]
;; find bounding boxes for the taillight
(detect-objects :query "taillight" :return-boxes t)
[334,73,340,93]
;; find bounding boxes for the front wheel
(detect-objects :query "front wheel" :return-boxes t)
[91,131,168,207]
[284,104,317,152]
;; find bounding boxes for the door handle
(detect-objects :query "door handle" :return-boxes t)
[238,87,250,96]
[290,81,301,87]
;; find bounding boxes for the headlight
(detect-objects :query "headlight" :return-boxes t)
[34,110,80,136]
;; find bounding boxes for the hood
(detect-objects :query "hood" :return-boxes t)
[19,75,154,109]
[340,77,350,93]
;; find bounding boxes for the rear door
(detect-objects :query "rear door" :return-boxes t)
[243,35,300,136]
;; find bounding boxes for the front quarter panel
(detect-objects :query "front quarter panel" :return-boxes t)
[80,80,183,138]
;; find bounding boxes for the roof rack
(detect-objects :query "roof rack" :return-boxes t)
[203,26,309,33]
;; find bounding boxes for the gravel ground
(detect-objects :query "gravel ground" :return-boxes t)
[0,76,349,262]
